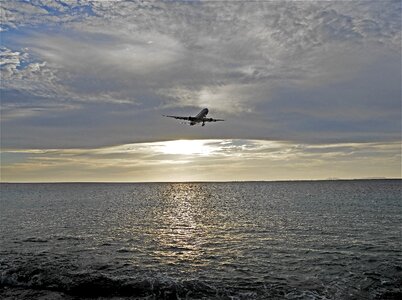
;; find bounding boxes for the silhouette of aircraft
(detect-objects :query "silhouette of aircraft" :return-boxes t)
[163,108,224,126]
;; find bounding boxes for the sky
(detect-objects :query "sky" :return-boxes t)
[1,0,401,182]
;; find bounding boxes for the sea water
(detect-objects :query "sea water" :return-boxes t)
[0,180,401,299]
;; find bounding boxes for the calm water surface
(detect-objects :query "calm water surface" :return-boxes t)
[0,180,401,299]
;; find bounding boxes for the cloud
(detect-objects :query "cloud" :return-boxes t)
[2,139,400,182]
[0,0,95,31]
[27,30,183,74]
[1,0,401,150]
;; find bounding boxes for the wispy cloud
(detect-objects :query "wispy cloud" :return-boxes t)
[2,139,400,182]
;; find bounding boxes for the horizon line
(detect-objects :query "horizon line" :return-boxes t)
[1,178,400,184]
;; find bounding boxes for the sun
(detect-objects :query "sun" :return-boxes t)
[159,140,214,156]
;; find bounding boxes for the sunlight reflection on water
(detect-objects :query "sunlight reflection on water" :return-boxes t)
[151,184,208,267]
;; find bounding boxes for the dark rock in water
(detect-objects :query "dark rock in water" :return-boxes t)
[67,274,120,297]
[119,279,153,297]
[376,290,402,300]
[0,286,70,300]
[182,280,217,298]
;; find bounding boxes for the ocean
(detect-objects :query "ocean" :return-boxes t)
[0,180,401,299]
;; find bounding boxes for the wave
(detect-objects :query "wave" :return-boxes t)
[1,262,401,300]
[0,265,221,299]
[54,235,85,241]
[21,237,48,243]
[21,235,85,243]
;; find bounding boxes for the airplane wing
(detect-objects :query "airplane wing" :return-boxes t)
[204,118,225,122]
[163,115,191,121]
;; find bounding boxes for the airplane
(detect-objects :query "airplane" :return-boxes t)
[163,108,224,126]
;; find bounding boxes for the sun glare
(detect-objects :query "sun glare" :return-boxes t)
[159,140,214,156]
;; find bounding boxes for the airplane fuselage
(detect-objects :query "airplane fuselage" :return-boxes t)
[189,108,209,125]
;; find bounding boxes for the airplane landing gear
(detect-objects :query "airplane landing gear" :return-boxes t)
[202,122,205,126]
